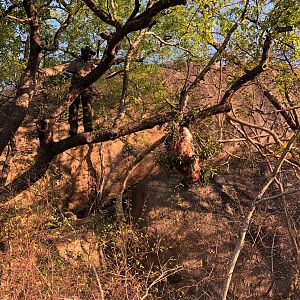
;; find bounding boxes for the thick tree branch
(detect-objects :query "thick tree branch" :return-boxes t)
[39,56,126,78]
[127,0,141,23]
[0,101,230,203]
[39,62,71,77]
[132,0,185,22]
[82,0,122,28]
[3,15,31,23]
[262,89,299,131]
[0,0,43,156]
[124,0,186,34]
[219,33,273,107]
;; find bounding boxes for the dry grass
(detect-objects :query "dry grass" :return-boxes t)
[0,196,182,300]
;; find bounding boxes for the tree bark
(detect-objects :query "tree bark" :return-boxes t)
[0,0,43,155]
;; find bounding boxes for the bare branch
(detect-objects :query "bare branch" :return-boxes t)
[112,30,146,129]
[258,189,300,202]
[43,12,75,51]
[146,31,197,57]
[275,105,300,113]
[262,89,299,131]
[275,176,300,273]
[220,132,298,300]
[228,119,268,157]
[219,134,269,143]
[4,15,31,23]
[39,62,71,77]
[105,69,124,79]
[226,114,283,146]
[140,266,183,300]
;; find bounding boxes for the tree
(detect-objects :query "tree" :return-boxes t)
[0,0,299,298]
[1,0,298,202]
[0,0,186,199]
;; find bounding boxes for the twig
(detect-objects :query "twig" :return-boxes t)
[228,119,267,158]
[91,263,105,300]
[257,189,300,202]
[275,104,300,112]
[140,266,182,300]
[270,233,276,275]
[80,241,105,300]
[97,143,106,205]
[226,114,283,146]
[105,69,124,79]
[145,31,197,57]
[219,134,269,143]
[223,149,247,160]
